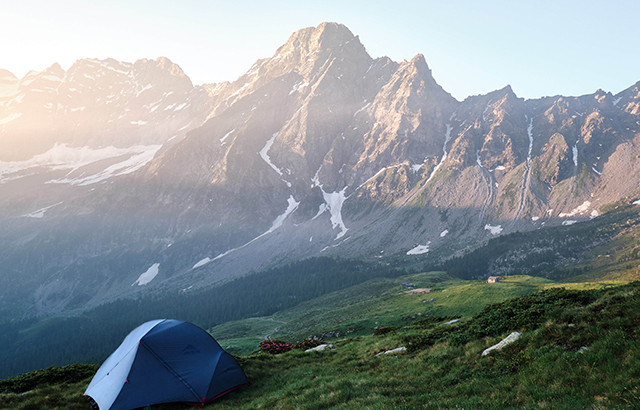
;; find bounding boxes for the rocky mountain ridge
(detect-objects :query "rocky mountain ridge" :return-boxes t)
[1,22,639,318]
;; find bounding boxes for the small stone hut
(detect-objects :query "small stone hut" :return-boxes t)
[487,276,500,283]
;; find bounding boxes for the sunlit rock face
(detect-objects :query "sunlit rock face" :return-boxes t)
[0,22,639,317]
[0,57,216,162]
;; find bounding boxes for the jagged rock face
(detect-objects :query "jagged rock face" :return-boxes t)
[618,81,640,116]
[0,57,211,161]
[0,22,639,318]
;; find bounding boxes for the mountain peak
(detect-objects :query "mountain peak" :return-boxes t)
[132,57,193,89]
[276,22,363,60]
[156,56,178,70]
[410,54,429,68]
[407,54,439,82]
[135,56,184,74]
[500,84,518,99]
[399,53,440,87]
[313,22,356,46]
[44,62,65,77]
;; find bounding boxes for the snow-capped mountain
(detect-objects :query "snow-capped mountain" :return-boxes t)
[1,22,639,318]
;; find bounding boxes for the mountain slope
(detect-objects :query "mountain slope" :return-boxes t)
[0,22,639,318]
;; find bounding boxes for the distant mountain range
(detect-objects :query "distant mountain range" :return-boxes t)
[1,22,639,319]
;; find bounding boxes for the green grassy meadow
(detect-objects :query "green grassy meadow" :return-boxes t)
[2,274,638,410]
[210,273,615,356]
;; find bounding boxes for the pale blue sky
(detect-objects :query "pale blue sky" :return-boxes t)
[1,0,637,100]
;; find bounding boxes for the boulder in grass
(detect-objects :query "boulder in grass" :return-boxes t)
[376,347,407,356]
[481,332,522,356]
[305,344,334,352]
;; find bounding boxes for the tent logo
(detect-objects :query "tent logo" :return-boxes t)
[182,344,201,355]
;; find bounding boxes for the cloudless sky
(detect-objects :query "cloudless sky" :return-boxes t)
[1,0,638,100]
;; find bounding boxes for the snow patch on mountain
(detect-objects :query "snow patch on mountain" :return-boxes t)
[47,145,162,186]
[220,129,235,144]
[135,84,152,97]
[483,100,492,121]
[407,242,430,255]
[192,257,212,269]
[0,113,22,125]
[321,187,349,240]
[311,164,349,239]
[259,132,283,176]
[23,202,63,218]
[289,81,309,95]
[311,165,322,187]
[425,121,453,184]
[0,144,161,184]
[267,195,300,234]
[355,164,402,192]
[132,263,160,286]
[313,203,328,219]
[484,224,503,235]
[559,201,591,218]
[211,195,300,262]
[353,102,370,117]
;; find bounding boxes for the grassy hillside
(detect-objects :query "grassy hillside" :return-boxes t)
[2,275,637,409]
[429,203,640,283]
[210,273,614,356]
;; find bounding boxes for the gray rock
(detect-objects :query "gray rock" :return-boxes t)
[376,347,407,356]
[481,332,522,356]
[305,344,334,352]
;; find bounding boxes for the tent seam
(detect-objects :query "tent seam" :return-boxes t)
[139,339,204,404]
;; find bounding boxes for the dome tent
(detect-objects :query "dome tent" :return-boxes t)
[84,319,247,410]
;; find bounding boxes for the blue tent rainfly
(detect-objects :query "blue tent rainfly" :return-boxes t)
[84,319,247,410]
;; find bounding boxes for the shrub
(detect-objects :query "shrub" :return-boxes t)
[405,326,455,352]
[448,287,597,346]
[374,326,399,336]
[258,338,329,353]
[258,339,293,354]
[294,338,325,350]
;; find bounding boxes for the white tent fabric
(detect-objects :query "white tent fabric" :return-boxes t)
[85,320,164,410]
